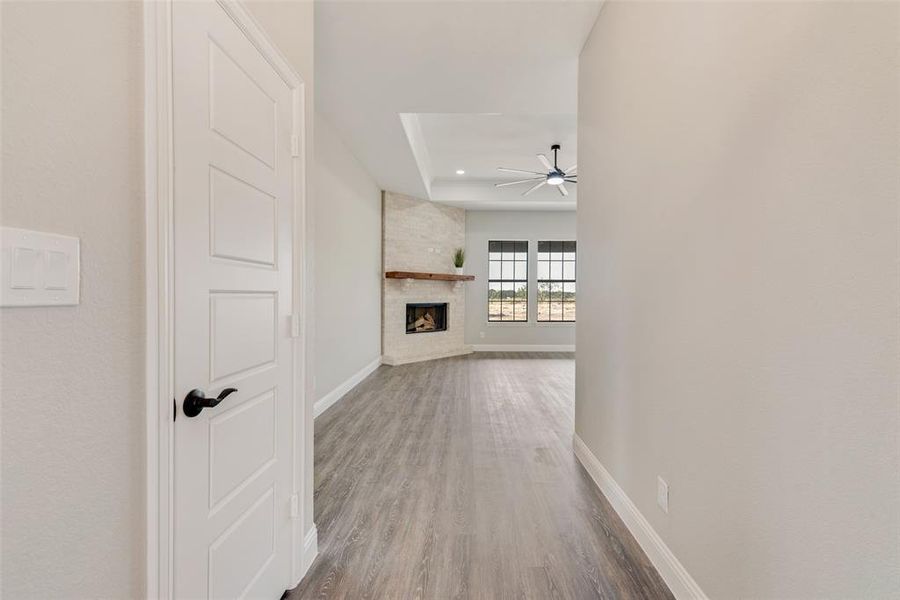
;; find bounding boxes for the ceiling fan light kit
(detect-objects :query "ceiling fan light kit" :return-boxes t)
[495,143,577,196]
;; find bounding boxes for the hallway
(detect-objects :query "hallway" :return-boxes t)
[288,353,672,599]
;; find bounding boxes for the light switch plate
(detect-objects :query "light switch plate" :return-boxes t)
[657,476,669,514]
[1,227,80,307]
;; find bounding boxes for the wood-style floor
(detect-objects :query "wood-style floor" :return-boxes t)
[287,352,673,599]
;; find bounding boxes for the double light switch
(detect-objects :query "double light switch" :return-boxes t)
[1,227,80,307]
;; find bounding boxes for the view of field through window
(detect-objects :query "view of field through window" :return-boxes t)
[488,240,528,321]
[537,240,576,322]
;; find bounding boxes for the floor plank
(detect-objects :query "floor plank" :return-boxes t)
[287,352,673,599]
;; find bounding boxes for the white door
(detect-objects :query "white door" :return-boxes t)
[172,2,295,597]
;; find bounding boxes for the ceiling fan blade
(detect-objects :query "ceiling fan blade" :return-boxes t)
[523,180,546,196]
[495,177,543,188]
[537,154,553,170]
[565,164,577,174]
[558,183,569,197]
[564,178,577,183]
[498,167,545,176]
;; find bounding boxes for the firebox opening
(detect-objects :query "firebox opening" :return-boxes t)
[406,303,448,334]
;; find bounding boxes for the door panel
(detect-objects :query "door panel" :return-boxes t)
[208,39,278,168]
[208,389,277,510]
[207,487,276,599]
[209,292,277,382]
[173,1,294,597]
[210,167,278,267]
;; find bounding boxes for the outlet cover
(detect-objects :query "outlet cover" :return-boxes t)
[657,476,669,513]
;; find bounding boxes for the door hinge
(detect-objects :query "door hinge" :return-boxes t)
[290,314,301,338]
[290,135,300,158]
[290,494,299,519]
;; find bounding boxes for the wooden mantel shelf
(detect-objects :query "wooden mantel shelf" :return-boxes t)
[385,271,475,282]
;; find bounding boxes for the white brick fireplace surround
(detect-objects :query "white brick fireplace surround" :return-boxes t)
[382,191,472,365]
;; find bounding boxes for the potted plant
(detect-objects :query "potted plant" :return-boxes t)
[453,248,465,275]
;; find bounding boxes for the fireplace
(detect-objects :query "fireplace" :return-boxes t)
[406,303,448,334]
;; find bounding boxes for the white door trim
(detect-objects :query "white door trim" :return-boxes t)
[144,1,315,596]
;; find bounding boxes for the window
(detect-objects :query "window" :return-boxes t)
[488,240,528,322]
[537,241,576,322]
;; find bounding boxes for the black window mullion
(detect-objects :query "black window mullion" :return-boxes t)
[537,240,576,322]
[488,240,528,322]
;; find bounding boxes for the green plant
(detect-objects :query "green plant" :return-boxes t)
[453,247,465,268]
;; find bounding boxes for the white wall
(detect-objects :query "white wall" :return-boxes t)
[313,114,382,399]
[0,2,145,597]
[464,210,576,348]
[576,2,900,597]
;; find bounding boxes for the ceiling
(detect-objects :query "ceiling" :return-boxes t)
[315,1,603,210]
[414,113,578,209]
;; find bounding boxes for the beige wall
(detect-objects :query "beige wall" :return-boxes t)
[0,2,145,597]
[313,114,382,399]
[576,2,900,597]
[464,210,576,347]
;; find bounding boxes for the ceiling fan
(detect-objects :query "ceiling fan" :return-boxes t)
[495,144,577,196]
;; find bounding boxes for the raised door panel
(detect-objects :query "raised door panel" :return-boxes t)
[207,487,277,599]
[210,167,277,267]
[208,389,277,511]
[209,39,277,168]
[209,292,277,383]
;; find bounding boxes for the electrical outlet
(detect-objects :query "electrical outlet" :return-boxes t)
[657,476,669,513]
[479,331,485,339]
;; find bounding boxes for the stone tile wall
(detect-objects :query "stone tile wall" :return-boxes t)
[382,191,471,365]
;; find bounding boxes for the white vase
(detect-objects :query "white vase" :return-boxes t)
[454,267,464,275]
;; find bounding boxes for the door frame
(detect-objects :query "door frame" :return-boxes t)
[143,1,316,596]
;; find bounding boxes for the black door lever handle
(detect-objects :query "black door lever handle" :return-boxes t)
[183,387,238,418]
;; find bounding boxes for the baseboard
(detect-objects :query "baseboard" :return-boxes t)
[292,525,318,588]
[473,344,575,352]
[313,356,382,418]
[572,434,708,600]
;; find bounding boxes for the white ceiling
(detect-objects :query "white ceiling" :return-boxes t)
[416,113,577,181]
[315,1,602,210]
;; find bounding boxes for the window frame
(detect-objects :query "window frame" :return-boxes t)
[536,240,576,323]
[487,240,529,323]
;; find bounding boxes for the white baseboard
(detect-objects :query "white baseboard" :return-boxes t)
[313,356,382,418]
[572,434,707,600]
[292,525,317,588]
[473,344,575,352]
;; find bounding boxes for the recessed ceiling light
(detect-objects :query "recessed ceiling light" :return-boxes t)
[456,169,465,175]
